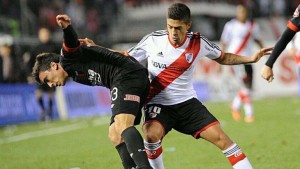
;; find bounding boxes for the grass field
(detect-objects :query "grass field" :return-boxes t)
[0,96,299,169]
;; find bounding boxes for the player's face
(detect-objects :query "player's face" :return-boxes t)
[167,18,191,46]
[236,5,247,22]
[39,62,68,87]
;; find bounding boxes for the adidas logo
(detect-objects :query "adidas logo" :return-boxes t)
[157,51,163,57]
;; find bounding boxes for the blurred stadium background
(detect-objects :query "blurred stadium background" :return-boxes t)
[0,0,300,168]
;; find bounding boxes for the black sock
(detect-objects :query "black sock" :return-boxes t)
[121,126,152,169]
[116,142,136,169]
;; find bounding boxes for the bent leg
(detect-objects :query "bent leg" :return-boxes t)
[114,113,151,169]
[200,124,253,169]
[109,123,136,169]
[143,121,165,169]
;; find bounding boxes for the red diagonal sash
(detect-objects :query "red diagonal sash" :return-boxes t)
[146,36,200,103]
[234,21,254,55]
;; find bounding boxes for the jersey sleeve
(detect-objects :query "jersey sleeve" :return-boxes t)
[61,25,81,58]
[127,33,152,62]
[288,4,300,32]
[200,35,223,60]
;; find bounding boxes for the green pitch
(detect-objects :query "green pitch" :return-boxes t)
[1,96,299,169]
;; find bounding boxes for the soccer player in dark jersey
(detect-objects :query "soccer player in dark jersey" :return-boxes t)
[261,4,300,82]
[32,14,152,169]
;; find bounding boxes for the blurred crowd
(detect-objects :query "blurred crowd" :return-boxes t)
[0,0,299,83]
[0,0,121,83]
[124,0,300,17]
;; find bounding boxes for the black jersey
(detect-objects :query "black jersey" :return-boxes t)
[289,4,300,31]
[60,44,146,88]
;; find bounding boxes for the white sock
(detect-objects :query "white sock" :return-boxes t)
[144,140,164,169]
[244,103,254,117]
[232,95,242,111]
[223,143,253,169]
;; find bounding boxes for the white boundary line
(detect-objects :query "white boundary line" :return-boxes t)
[0,117,110,145]
[0,123,87,144]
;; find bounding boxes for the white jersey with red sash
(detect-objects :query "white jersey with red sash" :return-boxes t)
[221,19,261,56]
[128,30,222,105]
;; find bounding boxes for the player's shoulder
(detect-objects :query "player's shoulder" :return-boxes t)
[151,30,168,36]
[225,19,237,25]
[140,30,167,42]
[187,32,201,39]
[187,32,211,43]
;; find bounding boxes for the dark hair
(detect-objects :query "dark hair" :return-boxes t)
[168,3,191,23]
[32,53,60,84]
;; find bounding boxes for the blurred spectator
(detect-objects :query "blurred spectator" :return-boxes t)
[28,27,60,121]
[66,0,86,31]
[0,44,15,83]
[38,1,62,31]
[0,0,20,18]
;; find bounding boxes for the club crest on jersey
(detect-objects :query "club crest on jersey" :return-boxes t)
[293,6,299,17]
[185,53,193,63]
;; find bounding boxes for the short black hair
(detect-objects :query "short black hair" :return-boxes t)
[167,3,191,23]
[32,53,60,84]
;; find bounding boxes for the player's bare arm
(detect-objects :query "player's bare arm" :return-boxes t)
[215,47,273,65]
[56,14,71,29]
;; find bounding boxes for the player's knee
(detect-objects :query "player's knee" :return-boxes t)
[114,114,135,134]
[215,133,232,150]
[108,131,123,146]
[143,122,164,142]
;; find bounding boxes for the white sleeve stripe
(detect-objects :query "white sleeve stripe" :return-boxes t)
[201,35,221,51]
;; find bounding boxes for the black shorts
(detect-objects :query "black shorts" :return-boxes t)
[110,69,149,125]
[144,98,218,139]
[243,64,253,88]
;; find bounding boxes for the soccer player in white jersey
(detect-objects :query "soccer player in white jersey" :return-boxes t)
[220,4,264,123]
[126,3,271,169]
[81,3,272,169]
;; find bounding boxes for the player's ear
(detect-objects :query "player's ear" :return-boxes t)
[50,62,58,70]
[187,21,192,30]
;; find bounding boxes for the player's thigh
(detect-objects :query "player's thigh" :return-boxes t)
[173,98,218,139]
[110,70,149,126]
[143,104,176,139]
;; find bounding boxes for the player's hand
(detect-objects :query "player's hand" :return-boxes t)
[261,65,274,82]
[251,47,273,62]
[56,14,71,29]
[79,38,96,46]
